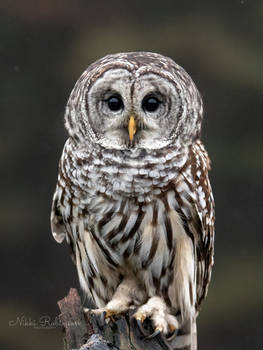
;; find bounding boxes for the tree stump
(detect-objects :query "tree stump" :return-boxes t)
[57,288,171,350]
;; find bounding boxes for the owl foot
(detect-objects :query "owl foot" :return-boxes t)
[89,296,132,327]
[133,296,178,339]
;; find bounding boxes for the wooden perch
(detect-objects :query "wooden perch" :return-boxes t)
[57,288,196,350]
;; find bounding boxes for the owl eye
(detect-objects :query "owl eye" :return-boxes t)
[107,95,123,111]
[142,95,160,112]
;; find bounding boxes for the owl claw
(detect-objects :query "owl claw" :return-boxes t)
[145,327,161,340]
[90,309,113,328]
[133,297,179,340]
[136,318,163,340]
[166,329,177,341]
[100,309,118,325]
[100,311,106,326]
[135,318,149,338]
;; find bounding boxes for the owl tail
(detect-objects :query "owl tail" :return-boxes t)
[170,317,197,350]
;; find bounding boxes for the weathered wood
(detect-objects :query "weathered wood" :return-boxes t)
[57,288,90,349]
[58,288,171,350]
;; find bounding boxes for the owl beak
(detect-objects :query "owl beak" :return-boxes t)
[128,115,136,141]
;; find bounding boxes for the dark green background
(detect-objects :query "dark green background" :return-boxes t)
[1,1,262,349]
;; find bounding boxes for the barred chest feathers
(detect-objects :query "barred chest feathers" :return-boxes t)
[57,138,197,320]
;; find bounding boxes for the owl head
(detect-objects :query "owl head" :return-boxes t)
[64,52,203,151]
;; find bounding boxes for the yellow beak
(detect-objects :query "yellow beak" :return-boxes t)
[128,115,136,141]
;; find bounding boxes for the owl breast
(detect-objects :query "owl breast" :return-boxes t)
[65,140,189,260]
[69,141,188,197]
[59,139,196,313]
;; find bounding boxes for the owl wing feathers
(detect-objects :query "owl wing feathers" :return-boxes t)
[51,141,81,264]
[51,184,81,267]
[51,190,67,244]
[180,141,215,310]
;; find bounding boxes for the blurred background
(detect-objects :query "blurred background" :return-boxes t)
[1,0,263,349]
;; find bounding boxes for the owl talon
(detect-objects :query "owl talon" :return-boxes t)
[145,327,161,340]
[166,329,177,341]
[100,311,106,326]
[136,318,149,338]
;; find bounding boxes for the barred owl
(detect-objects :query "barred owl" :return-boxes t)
[51,52,214,349]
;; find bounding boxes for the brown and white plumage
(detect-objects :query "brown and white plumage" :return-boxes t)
[51,52,215,349]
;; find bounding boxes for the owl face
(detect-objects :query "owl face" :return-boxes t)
[65,52,203,151]
[87,68,186,150]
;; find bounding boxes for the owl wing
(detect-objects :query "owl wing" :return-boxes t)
[51,184,78,267]
[50,141,79,263]
[180,140,215,310]
[51,185,67,244]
